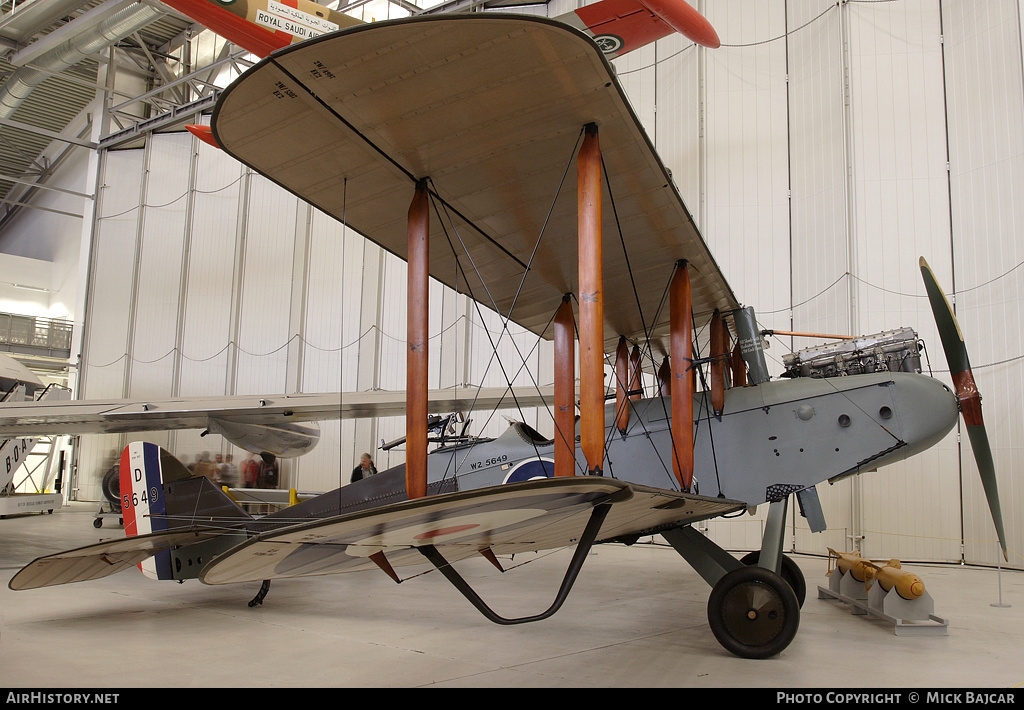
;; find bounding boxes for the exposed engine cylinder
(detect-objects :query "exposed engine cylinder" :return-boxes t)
[781,327,922,379]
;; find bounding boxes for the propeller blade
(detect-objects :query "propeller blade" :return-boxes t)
[919,257,1006,559]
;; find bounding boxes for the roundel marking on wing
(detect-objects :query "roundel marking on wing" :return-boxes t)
[502,458,555,484]
[346,508,549,555]
[593,34,624,54]
[413,523,480,540]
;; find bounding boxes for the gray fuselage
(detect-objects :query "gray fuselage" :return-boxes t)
[265,370,958,531]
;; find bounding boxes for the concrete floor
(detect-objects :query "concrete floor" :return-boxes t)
[1,502,1022,688]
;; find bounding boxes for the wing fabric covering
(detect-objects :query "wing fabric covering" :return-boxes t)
[10,478,743,590]
[200,477,744,585]
[8,530,222,590]
[212,15,739,361]
[0,387,558,438]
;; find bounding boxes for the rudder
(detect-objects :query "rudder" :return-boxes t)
[120,442,175,579]
[119,442,250,581]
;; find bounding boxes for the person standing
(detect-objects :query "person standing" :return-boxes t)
[241,453,260,488]
[350,453,377,483]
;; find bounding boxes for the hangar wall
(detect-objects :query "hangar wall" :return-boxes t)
[76,130,551,500]
[74,0,1023,569]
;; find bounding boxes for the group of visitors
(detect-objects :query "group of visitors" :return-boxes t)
[189,451,278,489]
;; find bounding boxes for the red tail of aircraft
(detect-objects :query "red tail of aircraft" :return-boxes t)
[164,0,719,148]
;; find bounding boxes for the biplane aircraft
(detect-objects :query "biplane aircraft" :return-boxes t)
[6,5,1007,661]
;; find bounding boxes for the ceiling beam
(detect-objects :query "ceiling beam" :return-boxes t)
[8,0,139,68]
[0,172,93,200]
[0,116,97,149]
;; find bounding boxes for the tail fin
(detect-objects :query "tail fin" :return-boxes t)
[119,442,251,580]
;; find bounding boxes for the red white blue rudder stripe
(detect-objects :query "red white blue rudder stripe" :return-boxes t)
[119,441,174,580]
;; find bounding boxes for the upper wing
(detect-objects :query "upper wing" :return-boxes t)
[199,477,744,585]
[212,15,739,361]
[0,385,557,437]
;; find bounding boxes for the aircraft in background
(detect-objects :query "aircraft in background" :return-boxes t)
[159,0,721,147]
[161,0,719,58]
[0,353,68,515]
[8,11,1006,661]
[0,359,556,459]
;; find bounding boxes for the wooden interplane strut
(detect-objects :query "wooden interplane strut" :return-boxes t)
[615,336,630,435]
[658,356,671,396]
[578,123,604,476]
[553,296,576,478]
[406,180,429,500]
[670,261,694,492]
[629,345,642,400]
[710,310,726,418]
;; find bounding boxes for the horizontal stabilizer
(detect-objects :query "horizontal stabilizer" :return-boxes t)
[9,529,223,591]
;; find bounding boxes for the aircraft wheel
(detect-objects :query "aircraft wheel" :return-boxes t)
[707,566,800,659]
[740,551,806,608]
[101,465,120,507]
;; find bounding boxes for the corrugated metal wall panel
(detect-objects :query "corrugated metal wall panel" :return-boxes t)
[785,0,855,556]
[845,0,962,563]
[296,210,366,492]
[82,148,145,399]
[690,0,792,552]
[942,0,1024,566]
[704,0,791,337]
[76,148,146,501]
[651,36,701,227]
[128,132,192,402]
[232,175,298,396]
[787,0,850,340]
[178,138,246,398]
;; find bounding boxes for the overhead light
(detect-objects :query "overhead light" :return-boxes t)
[6,283,52,293]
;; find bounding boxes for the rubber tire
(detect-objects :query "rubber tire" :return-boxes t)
[101,464,120,506]
[740,551,807,608]
[707,565,801,659]
[93,518,102,528]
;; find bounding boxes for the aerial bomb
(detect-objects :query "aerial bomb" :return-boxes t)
[863,561,926,600]
[827,548,877,583]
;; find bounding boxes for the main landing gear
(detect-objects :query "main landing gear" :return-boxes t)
[663,494,806,659]
[706,565,800,659]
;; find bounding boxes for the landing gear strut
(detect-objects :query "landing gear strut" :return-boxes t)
[662,494,804,658]
[740,550,807,608]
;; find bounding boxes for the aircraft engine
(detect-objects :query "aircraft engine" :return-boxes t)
[206,418,320,458]
[780,327,923,380]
